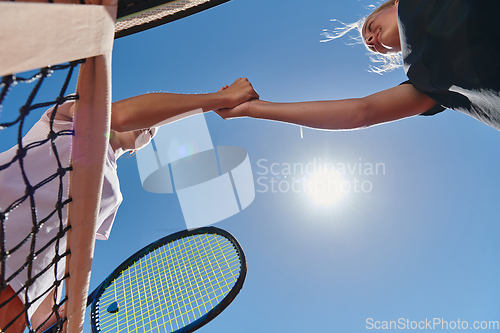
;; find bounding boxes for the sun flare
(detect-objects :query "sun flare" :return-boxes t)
[304,170,347,205]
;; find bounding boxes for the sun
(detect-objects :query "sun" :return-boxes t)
[304,170,347,205]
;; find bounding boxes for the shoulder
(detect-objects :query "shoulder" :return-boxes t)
[46,101,74,122]
[360,83,442,126]
[398,81,445,116]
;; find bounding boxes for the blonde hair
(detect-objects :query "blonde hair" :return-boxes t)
[321,0,403,74]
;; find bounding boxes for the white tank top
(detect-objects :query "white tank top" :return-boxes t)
[0,101,122,318]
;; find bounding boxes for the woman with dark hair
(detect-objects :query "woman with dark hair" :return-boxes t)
[0,78,258,332]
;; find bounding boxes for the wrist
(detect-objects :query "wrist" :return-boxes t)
[247,99,265,118]
[202,91,224,112]
[214,89,236,111]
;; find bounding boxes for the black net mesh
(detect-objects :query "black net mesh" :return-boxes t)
[0,60,84,333]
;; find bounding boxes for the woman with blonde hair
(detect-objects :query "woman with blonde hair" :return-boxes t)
[218,0,500,132]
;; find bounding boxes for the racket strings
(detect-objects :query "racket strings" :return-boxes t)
[95,233,242,333]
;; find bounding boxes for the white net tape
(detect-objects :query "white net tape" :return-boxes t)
[115,0,211,33]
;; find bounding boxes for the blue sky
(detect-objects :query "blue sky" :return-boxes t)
[3,0,500,332]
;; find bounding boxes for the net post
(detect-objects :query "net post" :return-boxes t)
[63,1,117,330]
[64,52,113,333]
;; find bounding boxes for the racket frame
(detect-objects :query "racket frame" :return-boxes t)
[89,226,247,333]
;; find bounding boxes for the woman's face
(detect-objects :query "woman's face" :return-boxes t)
[362,0,401,54]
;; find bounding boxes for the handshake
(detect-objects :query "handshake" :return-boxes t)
[212,77,260,120]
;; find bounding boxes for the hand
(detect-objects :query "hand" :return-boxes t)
[216,78,259,109]
[215,100,254,120]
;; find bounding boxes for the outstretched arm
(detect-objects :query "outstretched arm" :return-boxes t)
[216,84,437,130]
[54,78,258,132]
[111,78,258,132]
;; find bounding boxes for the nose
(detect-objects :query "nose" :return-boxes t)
[365,34,374,45]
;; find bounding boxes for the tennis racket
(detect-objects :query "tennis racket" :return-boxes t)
[44,226,246,333]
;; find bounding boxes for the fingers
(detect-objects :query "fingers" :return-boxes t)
[215,100,251,120]
[232,77,259,99]
[214,108,228,119]
[214,107,234,120]
[217,78,259,111]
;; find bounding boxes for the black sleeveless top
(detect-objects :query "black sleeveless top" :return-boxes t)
[399,0,500,130]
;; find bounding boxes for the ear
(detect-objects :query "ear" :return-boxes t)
[394,0,399,5]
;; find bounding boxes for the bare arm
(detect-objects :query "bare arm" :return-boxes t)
[217,84,438,130]
[111,78,258,132]
[54,78,258,132]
